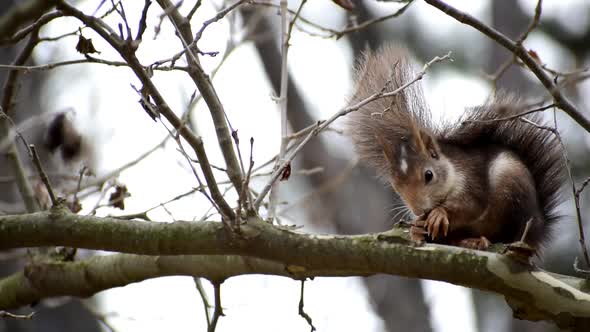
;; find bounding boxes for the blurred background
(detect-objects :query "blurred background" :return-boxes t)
[1,0,589,331]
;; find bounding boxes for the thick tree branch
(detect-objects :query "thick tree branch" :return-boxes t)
[0,210,590,329]
[156,0,243,194]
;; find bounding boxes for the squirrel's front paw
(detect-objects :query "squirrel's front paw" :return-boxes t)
[424,207,449,240]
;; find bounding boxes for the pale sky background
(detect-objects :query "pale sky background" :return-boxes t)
[31,0,588,331]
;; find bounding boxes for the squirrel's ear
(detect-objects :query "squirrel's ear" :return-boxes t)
[376,134,395,166]
[418,129,440,160]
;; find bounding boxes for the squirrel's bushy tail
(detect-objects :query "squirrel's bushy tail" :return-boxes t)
[441,96,566,234]
[347,45,433,181]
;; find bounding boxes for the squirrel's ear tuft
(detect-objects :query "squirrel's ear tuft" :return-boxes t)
[418,129,440,159]
[376,134,395,166]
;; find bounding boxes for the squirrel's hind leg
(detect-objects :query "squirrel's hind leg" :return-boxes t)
[452,237,491,250]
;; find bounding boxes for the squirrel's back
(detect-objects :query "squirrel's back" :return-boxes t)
[440,98,566,242]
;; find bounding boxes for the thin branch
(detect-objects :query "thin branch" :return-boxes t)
[298,280,316,332]
[158,119,223,220]
[187,0,203,22]
[424,0,590,133]
[194,0,248,42]
[0,57,189,72]
[87,181,116,215]
[110,0,131,40]
[135,0,152,41]
[332,0,414,39]
[575,177,590,197]
[28,145,57,206]
[268,0,305,221]
[517,0,542,44]
[208,281,225,332]
[194,277,212,328]
[243,137,255,212]
[0,310,35,320]
[462,103,556,124]
[248,0,414,39]
[72,134,169,194]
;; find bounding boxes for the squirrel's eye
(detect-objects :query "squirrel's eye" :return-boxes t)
[424,170,434,184]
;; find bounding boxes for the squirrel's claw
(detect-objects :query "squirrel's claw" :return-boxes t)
[425,207,449,240]
[410,225,427,242]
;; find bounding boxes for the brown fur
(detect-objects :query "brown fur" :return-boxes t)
[348,45,566,251]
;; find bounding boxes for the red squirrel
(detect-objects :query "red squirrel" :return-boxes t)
[348,45,565,251]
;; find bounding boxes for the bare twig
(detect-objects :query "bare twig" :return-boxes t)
[237,137,255,222]
[298,280,316,332]
[208,281,225,332]
[72,166,87,203]
[575,177,590,197]
[187,0,203,21]
[87,181,116,215]
[194,0,248,42]
[0,57,189,72]
[573,174,590,270]
[332,0,414,39]
[193,277,212,328]
[158,116,222,219]
[268,0,306,221]
[135,0,152,41]
[279,160,356,216]
[28,145,57,206]
[0,310,35,320]
[462,104,556,125]
[485,55,517,91]
[249,0,413,39]
[486,0,541,91]
[517,0,542,44]
[72,134,169,194]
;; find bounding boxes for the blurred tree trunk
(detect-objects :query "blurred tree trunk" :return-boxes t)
[240,5,432,332]
[487,0,531,93]
[0,2,101,331]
